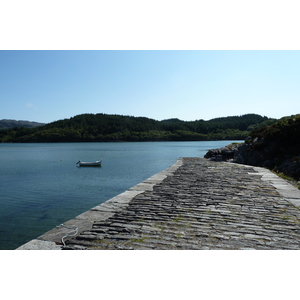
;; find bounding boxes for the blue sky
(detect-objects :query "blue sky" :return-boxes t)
[1,50,299,123]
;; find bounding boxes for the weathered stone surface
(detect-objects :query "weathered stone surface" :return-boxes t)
[59,158,300,250]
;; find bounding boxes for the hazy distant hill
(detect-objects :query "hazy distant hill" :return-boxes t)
[0,119,45,130]
[0,113,275,143]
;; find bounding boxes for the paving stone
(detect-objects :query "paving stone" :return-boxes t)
[63,159,299,249]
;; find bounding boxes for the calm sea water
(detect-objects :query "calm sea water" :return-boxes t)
[0,141,239,250]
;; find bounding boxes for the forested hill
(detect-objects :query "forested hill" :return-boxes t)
[0,113,276,143]
[234,114,300,180]
[0,119,45,130]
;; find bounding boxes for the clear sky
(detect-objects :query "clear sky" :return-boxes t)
[1,50,300,124]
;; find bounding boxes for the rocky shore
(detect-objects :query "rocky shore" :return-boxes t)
[234,137,300,180]
[205,141,300,182]
[234,115,300,180]
[204,143,241,161]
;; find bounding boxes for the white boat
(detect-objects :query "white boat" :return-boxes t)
[76,159,102,167]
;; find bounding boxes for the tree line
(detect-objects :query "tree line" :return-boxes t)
[0,113,276,143]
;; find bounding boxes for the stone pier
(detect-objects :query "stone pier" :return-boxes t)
[17,158,300,250]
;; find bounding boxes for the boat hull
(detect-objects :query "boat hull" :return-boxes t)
[77,160,102,167]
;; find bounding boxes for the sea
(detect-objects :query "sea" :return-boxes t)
[0,140,240,250]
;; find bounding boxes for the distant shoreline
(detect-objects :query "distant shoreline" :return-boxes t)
[0,113,273,143]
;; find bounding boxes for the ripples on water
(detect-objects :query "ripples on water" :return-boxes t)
[0,141,240,249]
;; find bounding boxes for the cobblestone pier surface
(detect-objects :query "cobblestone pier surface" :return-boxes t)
[17,158,300,250]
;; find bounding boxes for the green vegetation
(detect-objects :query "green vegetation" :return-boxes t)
[0,113,274,143]
[248,114,300,146]
[236,114,300,181]
[276,172,295,182]
[275,172,300,190]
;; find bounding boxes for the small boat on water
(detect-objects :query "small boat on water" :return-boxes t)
[76,159,102,167]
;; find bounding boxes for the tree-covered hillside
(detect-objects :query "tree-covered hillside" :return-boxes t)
[0,113,275,143]
[234,114,300,180]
